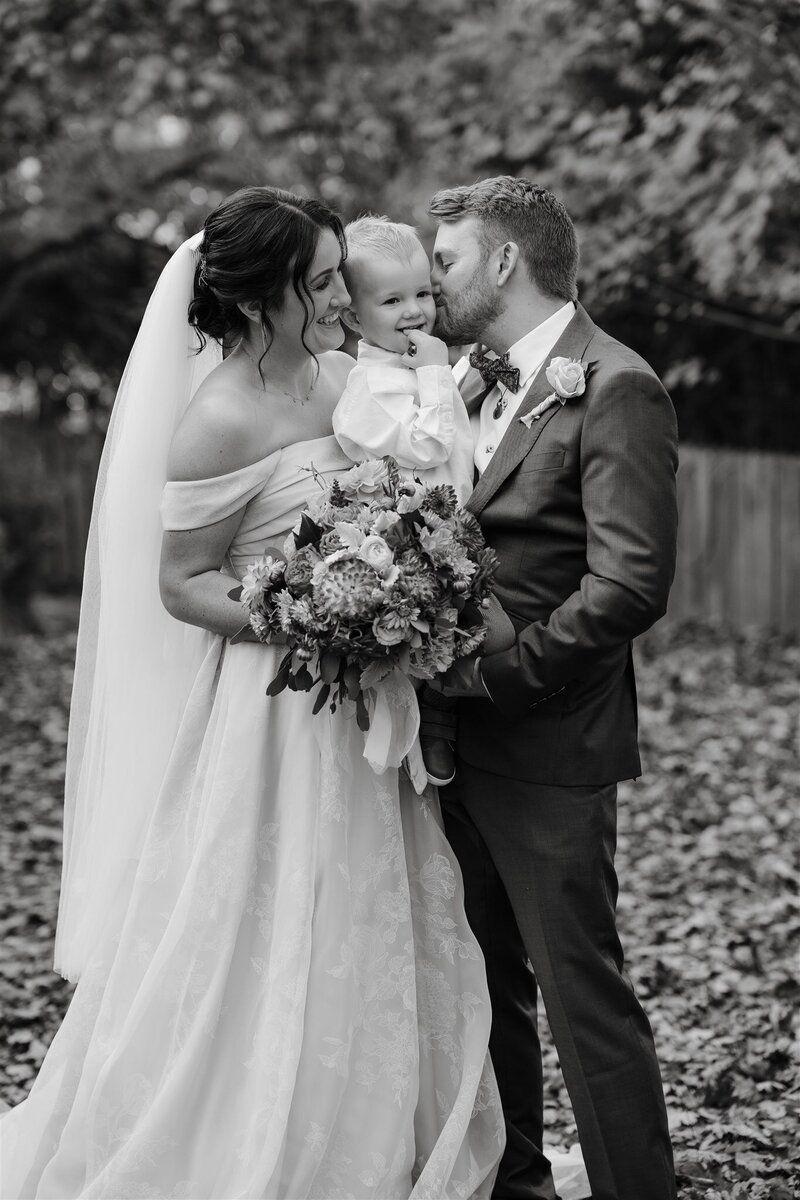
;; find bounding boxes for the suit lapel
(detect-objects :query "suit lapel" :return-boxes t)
[467,304,596,517]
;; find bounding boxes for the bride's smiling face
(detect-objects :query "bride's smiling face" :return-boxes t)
[271,228,351,355]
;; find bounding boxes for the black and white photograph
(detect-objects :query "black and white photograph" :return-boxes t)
[0,2,798,1198]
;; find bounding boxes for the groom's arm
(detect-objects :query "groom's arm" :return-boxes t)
[479,367,678,717]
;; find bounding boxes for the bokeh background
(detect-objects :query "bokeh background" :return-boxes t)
[1,2,798,1197]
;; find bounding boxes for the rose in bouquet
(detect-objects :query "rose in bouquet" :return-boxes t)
[230,456,498,732]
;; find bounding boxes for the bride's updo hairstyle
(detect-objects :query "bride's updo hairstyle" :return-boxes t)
[189,185,346,359]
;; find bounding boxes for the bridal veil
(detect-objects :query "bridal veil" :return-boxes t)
[54,234,222,981]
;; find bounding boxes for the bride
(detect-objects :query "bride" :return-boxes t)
[0,186,505,1199]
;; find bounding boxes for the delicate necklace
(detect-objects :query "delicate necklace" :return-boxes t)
[238,342,314,406]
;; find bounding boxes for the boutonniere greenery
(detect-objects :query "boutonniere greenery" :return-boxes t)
[519,357,597,428]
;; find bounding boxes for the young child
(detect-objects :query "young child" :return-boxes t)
[333,215,513,785]
[333,215,474,505]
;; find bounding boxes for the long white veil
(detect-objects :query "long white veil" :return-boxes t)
[54,234,223,981]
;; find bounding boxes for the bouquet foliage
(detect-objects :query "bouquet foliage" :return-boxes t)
[232,457,497,729]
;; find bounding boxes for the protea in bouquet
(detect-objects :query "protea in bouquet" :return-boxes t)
[231,457,498,742]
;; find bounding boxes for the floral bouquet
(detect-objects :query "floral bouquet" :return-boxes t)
[230,457,498,742]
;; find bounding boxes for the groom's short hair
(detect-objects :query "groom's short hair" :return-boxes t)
[429,177,579,302]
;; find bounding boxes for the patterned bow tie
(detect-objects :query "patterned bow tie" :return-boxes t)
[469,350,521,394]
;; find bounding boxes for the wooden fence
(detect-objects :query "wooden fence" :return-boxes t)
[668,446,800,634]
[1,427,798,634]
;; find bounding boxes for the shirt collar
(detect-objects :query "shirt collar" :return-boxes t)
[356,339,403,366]
[503,301,576,391]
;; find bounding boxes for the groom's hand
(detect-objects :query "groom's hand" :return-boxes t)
[429,653,488,699]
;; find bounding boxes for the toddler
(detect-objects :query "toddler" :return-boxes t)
[333,216,513,785]
[334,215,474,504]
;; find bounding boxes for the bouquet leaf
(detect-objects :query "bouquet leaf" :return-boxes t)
[320,651,343,685]
[355,692,370,732]
[343,663,361,700]
[360,660,394,691]
[294,664,315,691]
[294,513,323,550]
[266,651,294,697]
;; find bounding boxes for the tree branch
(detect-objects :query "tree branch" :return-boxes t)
[646,280,800,345]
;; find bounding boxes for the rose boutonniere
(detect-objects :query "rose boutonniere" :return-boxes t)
[519,357,596,428]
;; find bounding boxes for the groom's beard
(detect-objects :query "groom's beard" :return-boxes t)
[434,268,505,346]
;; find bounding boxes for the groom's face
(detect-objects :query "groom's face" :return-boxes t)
[431,216,504,345]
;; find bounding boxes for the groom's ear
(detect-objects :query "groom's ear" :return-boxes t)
[496,242,521,289]
[340,306,362,334]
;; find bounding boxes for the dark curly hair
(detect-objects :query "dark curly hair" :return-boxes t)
[189,186,346,372]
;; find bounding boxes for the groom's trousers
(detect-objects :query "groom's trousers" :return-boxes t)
[441,763,676,1200]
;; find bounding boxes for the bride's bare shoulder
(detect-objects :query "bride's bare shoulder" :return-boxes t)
[167,362,265,482]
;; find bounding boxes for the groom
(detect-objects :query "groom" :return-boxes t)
[430,177,678,1200]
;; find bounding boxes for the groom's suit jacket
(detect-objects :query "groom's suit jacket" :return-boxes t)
[460,303,678,785]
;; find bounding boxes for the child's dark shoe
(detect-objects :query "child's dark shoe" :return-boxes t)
[420,735,456,787]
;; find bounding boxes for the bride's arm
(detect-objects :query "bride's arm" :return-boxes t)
[159,386,266,640]
[160,517,253,639]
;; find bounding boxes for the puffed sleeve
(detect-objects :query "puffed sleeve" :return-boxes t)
[333,362,455,470]
[160,451,280,531]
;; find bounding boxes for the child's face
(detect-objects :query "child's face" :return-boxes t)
[345,245,437,355]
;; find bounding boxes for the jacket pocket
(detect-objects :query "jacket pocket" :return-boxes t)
[518,448,566,473]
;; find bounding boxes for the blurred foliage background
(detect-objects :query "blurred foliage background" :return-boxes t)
[1,0,799,446]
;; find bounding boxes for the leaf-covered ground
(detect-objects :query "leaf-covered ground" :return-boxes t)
[1,606,798,1198]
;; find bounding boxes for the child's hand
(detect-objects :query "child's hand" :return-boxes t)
[400,330,450,369]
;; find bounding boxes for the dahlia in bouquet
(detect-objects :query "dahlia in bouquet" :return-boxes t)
[231,457,498,745]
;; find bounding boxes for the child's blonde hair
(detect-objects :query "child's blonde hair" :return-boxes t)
[343,215,424,294]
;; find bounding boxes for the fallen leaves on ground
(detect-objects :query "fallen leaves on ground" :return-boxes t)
[0,611,76,1107]
[1,609,798,1197]
[541,622,800,1199]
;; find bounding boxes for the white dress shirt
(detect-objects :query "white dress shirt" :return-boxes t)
[333,340,474,503]
[452,302,576,475]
